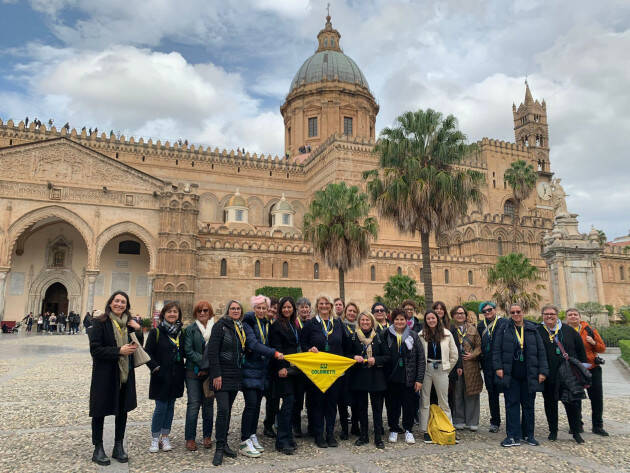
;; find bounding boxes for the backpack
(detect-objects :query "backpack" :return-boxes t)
[427,404,456,445]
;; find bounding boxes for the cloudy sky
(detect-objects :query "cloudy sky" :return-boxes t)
[1,0,629,239]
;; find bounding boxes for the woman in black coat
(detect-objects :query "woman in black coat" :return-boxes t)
[204,300,246,466]
[89,291,142,466]
[269,296,301,455]
[492,303,549,447]
[144,301,185,453]
[382,308,425,444]
[349,311,390,448]
[300,294,350,448]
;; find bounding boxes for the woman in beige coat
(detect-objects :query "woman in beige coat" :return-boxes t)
[418,310,458,443]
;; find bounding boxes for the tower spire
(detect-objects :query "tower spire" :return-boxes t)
[524,79,534,105]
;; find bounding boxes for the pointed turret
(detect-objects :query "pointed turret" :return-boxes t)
[524,80,534,105]
[513,80,550,172]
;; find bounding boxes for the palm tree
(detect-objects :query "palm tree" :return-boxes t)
[364,109,484,308]
[503,159,537,252]
[487,253,544,314]
[302,182,378,301]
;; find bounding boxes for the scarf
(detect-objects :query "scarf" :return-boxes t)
[196,319,213,343]
[356,327,376,359]
[109,313,129,386]
[160,319,183,338]
[388,325,414,350]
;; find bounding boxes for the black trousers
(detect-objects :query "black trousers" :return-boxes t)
[215,390,237,447]
[337,376,358,432]
[276,393,295,449]
[542,381,581,434]
[483,369,502,427]
[292,374,307,429]
[263,383,279,430]
[91,385,128,445]
[354,391,384,440]
[580,366,604,429]
[241,388,263,440]
[307,379,340,438]
[386,383,415,433]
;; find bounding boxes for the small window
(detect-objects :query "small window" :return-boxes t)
[282,213,290,225]
[282,261,289,278]
[254,260,261,277]
[324,38,328,46]
[504,199,515,216]
[53,251,65,267]
[314,263,320,280]
[331,39,335,47]
[397,266,402,276]
[308,117,318,138]
[288,127,291,146]
[370,265,376,281]
[621,266,625,281]
[343,117,353,136]
[444,269,449,284]
[498,237,503,256]
[468,270,473,285]
[235,209,244,222]
[492,179,496,188]
[119,240,141,255]
[220,258,227,276]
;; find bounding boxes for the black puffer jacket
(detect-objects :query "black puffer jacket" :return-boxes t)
[492,319,549,393]
[203,316,243,392]
[145,325,185,401]
[382,326,425,388]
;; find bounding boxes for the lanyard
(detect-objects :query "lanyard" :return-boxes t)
[256,317,267,345]
[457,325,466,345]
[320,318,333,340]
[484,317,498,337]
[431,341,438,358]
[234,322,246,350]
[396,334,402,352]
[291,325,300,347]
[297,318,303,329]
[345,323,355,336]
[111,318,123,336]
[543,324,560,343]
[377,321,389,331]
[168,334,180,348]
[514,325,524,350]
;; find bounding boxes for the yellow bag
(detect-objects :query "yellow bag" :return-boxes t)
[284,352,356,393]
[427,404,456,445]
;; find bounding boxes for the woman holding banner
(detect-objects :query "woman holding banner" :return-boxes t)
[269,296,301,454]
[300,294,349,448]
[349,311,389,448]
[383,309,425,445]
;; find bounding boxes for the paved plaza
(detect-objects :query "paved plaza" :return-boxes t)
[1,333,629,473]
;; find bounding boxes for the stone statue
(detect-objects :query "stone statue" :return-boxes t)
[550,178,569,217]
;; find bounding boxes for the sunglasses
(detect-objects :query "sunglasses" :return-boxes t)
[198,308,210,313]
[510,311,522,315]
[482,308,494,313]
[373,309,385,313]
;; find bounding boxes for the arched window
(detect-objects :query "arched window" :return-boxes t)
[498,237,503,256]
[468,270,473,285]
[53,251,65,267]
[621,266,626,281]
[504,199,515,216]
[220,258,227,276]
[444,269,449,284]
[268,204,276,227]
[254,260,261,277]
[119,240,140,255]
[314,263,320,280]
[370,265,376,281]
[397,266,402,276]
[282,261,289,278]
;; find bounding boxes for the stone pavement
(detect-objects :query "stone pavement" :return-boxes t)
[1,333,630,473]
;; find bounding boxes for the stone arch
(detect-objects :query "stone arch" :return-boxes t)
[263,197,281,227]
[463,227,476,241]
[291,200,306,229]
[7,206,94,268]
[247,196,264,226]
[95,221,157,272]
[217,194,234,222]
[27,268,83,315]
[198,192,219,223]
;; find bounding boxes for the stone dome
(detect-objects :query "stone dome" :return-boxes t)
[288,14,370,94]
[226,189,246,208]
[274,194,294,212]
[289,50,369,93]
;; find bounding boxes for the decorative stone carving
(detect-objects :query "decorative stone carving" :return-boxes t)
[550,178,569,217]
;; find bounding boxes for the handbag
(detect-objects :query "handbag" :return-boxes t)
[202,378,215,399]
[129,332,151,368]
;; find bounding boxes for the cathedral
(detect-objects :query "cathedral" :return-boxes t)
[0,15,628,323]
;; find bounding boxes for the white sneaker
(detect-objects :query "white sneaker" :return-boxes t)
[239,439,261,457]
[454,424,466,430]
[388,432,398,443]
[249,434,264,452]
[161,436,173,451]
[469,425,479,432]
[149,437,160,453]
[404,431,415,444]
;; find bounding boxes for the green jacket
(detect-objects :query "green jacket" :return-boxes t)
[183,322,206,373]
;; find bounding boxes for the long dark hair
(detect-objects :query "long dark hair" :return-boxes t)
[432,300,450,328]
[159,301,183,322]
[102,291,131,321]
[422,310,444,343]
[278,296,297,327]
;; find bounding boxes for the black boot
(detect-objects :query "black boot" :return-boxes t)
[339,425,349,440]
[223,443,237,458]
[92,443,111,466]
[326,433,338,447]
[263,425,277,438]
[293,423,303,438]
[374,432,384,449]
[111,440,128,463]
[350,421,360,437]
[212,446,224,467]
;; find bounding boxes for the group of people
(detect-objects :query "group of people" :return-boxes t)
[24,311,87,334]
[88,291,609,468]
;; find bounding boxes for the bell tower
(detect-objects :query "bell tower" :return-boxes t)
[513,81,550,172]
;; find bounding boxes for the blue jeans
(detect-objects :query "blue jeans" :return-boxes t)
[504,376,536,441]
[185,377,214,440]
[152,399,176,437]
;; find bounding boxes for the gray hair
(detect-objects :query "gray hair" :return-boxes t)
[541,304,559,315]
[296,297,311,308]
[566,307,580,316]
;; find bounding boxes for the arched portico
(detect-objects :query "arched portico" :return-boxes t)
[29,269,83,315]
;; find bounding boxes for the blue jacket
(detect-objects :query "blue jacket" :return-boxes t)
[242,311,276,391]
[492,318,549,393]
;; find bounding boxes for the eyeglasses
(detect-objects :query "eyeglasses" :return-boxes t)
[229,307,241,311]
[199,308,210,313]
[482,308,494,314]
[373,309,385,313]
[543,313,557,317]
[510,311,522,315]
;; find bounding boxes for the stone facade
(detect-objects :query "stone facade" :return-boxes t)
[0,16,628,322]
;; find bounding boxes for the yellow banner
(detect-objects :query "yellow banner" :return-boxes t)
[284,352,356,393]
